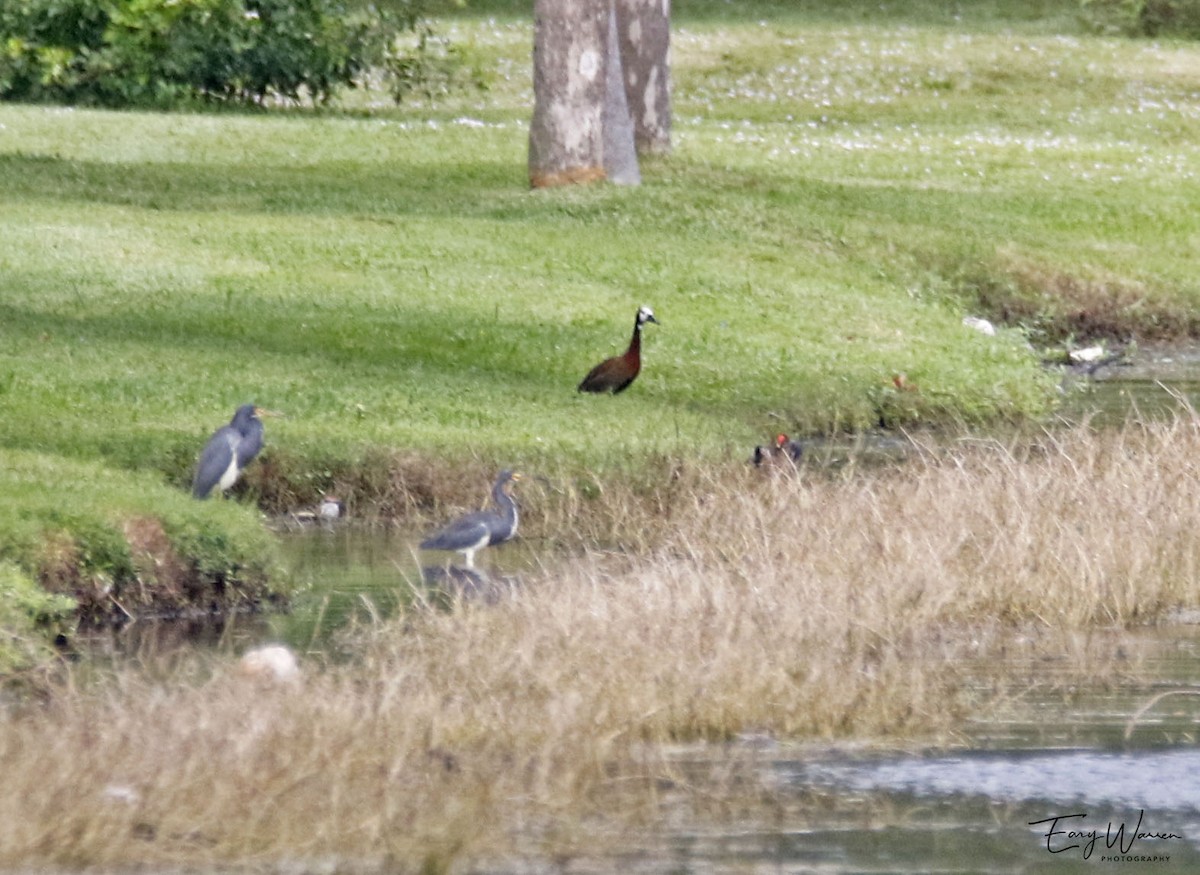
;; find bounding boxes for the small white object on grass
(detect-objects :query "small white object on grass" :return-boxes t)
[1069,346,1105,364]
[102,784,140,805]
[962,316,996,336]
[318,495,344,521]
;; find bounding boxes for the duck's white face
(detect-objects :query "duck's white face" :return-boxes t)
[637,306,657,325]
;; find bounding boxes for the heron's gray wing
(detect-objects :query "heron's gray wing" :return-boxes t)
[420,514,492,551]
[235,419,265,468]
[192,427,239,498]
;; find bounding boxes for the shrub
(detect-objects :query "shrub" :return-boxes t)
[1137,0,1200,34]
[0,0,442,107]
[385,19,490,103]
[1080,0,1200,37]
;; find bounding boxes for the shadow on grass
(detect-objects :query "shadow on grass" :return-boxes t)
[0,293,596,394]
[0,151,524,220]
[0,148,1006,246]
[0,284,723,434]
[1,149,789,240]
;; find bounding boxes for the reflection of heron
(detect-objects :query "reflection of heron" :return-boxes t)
[421,564,519,604]
[420,471,522,569]
[191,405,274,499]
[577,306,657,394]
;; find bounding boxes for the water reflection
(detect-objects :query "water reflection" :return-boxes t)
[266,525,533,650]
[75,612,272,679]
[744,748,1200,872]
[797,748,1200,816]
[266,526,418,650]
[1060,343,1200,426]
[603,625,1200,873]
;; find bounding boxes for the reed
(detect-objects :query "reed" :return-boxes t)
[1,420,1198,869]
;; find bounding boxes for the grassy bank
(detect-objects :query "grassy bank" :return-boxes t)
[0,449,279,601]
[0,447,283,669]
[2,419,1198,868]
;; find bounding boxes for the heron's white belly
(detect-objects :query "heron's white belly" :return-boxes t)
[459,532,490,553]
[217,458,240,492]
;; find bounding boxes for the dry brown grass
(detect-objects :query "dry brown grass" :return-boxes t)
[3,419,1200,870]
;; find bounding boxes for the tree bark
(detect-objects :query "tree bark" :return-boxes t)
[528,0,609,188]
[601,1,641,185]
[615,0,672,154]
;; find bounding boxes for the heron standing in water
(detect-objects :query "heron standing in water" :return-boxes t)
[420,471,523,569]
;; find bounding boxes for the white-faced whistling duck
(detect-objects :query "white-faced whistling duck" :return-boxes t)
[752,433,803,467]
[577,306,658,394]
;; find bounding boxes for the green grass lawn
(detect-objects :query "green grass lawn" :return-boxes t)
[2,0,1199,650]
[0,90,1038,466]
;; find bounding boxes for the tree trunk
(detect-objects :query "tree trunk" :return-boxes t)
[615,0,672,154]
[528,0,608,188]
[601,1,641,185]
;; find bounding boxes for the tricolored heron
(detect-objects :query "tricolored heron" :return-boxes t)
[191,404,275,499]
[420,471,522,569]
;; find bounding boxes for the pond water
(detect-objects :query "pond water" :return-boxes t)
[657,748,1200,872]
[747,629,1200,873]
[534,626,1200,873]
[77,359,1200,872]
[1060,343,1200,427]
